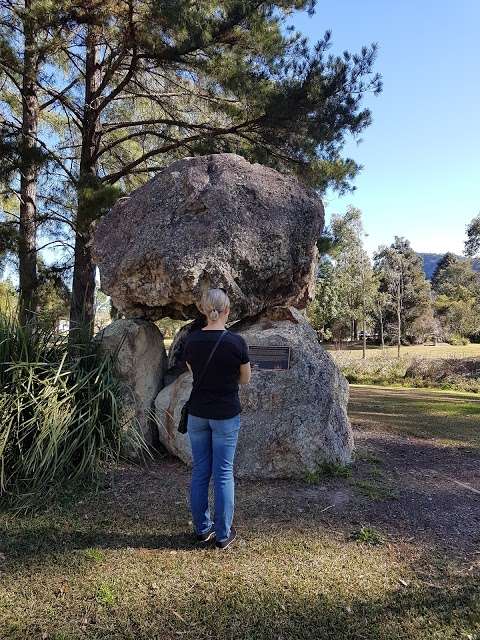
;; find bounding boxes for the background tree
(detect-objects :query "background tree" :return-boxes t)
[372,285,390,351]
[465,213,480,258]
[309,206,376,350]
[307,259,343,341]
[0,0,74,326]
[431,252,458,289]
[374,237,434,350]
[0,217,17,313]
[375,250,403,357]
[431,252,480,343]
[31,0,381,353]
[329,207,375,346]
[357,249,376,358]
[36,257,70,330]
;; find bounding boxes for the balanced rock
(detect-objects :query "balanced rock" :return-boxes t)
[154,308,353,478]
[91,153,324,322]
[94,319,167,453]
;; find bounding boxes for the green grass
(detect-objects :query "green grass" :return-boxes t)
[95,581,117,606]
[304,460,352,484]
[349,385,480,448]
[84,547,106,563]
[326,342,480,360]
[351,526,385,546]
[0,385,479,639]
[350,477,399,501]
[0,506,478,640]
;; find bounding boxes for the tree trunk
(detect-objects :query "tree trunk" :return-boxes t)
[18,1,39,327]
[353,318,359,341]
[68,24,102,356]
[397,295,401,359]
[362,313,366,359]
[379,307,384,351]
[361,284,367,358]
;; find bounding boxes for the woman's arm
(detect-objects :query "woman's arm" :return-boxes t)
[239,362,251,385]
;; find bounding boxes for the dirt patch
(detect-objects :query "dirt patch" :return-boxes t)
[86,386,478,558]
[99,429,479,559]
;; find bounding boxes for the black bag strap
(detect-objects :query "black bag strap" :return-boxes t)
[191,329,227,393]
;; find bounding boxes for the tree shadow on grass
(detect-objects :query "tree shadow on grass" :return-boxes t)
[1,550,479,640]
[0,526,202,563]
[1,427,479,570]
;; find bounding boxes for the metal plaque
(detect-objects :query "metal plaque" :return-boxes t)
[248,345,291,370]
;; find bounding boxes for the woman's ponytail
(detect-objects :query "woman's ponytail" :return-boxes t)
[200,288,230,322]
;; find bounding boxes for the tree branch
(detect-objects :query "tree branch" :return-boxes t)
[36,79,83,127]
[0,61,22,93]
[39,76,81,112]
[101,120,259,184]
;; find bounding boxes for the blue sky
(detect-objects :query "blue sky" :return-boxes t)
[293,0,480,256]
[3,1,478,287]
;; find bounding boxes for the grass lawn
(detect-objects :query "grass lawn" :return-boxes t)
[349,385,480,448]
[326,342,480,360]
[1,386,479,640]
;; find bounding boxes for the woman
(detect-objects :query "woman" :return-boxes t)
[184,288,251,550]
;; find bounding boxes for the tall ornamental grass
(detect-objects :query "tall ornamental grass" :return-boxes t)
[332,350,480,392]
[0,308,150,509]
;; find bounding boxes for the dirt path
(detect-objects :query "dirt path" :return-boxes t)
[345,385,480,551]
[93,385,480,557]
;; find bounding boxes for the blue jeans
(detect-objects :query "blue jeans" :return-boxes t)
[187,413,241,542]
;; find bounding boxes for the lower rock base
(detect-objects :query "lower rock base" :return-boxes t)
[154,308,353,478]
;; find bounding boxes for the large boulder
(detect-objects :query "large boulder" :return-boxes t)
[90,153,323,322]
[163,317,205,386]
[94,319,167,453]
[154,308,353,478]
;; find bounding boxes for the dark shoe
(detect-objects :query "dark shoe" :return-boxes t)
[196,524,215,543]
[215,526,237,550]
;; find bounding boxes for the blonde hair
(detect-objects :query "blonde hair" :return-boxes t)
[200,288,230,322]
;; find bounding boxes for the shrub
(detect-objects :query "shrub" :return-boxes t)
[335,353,408,386]
[0,309,149,509]
[405,356,480,392]
[447,334,470,346]
[331,351,480,392]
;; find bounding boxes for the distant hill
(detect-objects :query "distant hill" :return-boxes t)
[418,253,480,280]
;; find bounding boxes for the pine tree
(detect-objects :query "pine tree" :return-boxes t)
[431,252,458,289]
[374,237,434,348]
[31,1,382,353]
[0,0,74,325]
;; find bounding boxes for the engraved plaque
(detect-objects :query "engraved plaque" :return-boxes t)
[248,345,291,370]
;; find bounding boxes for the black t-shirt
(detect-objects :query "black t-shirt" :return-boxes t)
[184,329,250,419]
